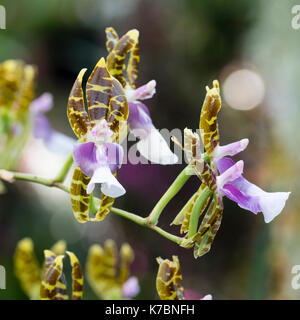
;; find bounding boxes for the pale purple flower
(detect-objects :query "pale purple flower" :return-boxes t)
[184,289,213,300]
[73,119,125,198]
[125,81,178,165]
[122,276,140,299]
[30,93,75,155]
[216,157,290,223]
[212,138,249,159]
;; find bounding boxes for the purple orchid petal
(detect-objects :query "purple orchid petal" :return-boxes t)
[216,160,244,189]
[103,142,124,172]
[127,80,156,101]
[30,93,53,115]
[122,276,140,298]
[127,102,178,164]
[45,131,76,155]
[73,142,107,177]
[213,138,249,159]
[86,165,126,197]
[128,102,152,135]
[33,114,52,141]
[217,158,291,223]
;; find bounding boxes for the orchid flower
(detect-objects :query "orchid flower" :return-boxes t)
[86,240,139,300]
[156,256,211,300]
[105,27,178,165]
[172,80,290,258]
[30,93,75,155]
[67,57,128,223]
[14,238,83,300]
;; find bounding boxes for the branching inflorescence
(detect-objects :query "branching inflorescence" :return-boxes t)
[0,26,291,299]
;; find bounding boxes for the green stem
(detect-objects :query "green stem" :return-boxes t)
[110,207,183,245]
[0,170,69,193]
[0,170,183,246]
[54,152,74,183]
[187,187,213,238]
[148,165,193,225]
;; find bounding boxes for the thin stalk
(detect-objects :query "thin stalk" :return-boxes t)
[54,152,74,183]
[0,170,184,245]
[147,164,193,225]
[187,187,213,238]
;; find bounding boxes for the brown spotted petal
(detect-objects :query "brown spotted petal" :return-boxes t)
[171,184,210,235]
[105,27,119,52]
[67,251,84,300]
[40,251,68,300]
[199,80,221,157]
[70,167,91,223]
[127,40,140,89]
[119,243,134,285]
[106,29,139,87]
[67,68,90,139]
[156,256,185,300]
[182,196,224,258]
[86,240,122,299]
[14,238,41,299]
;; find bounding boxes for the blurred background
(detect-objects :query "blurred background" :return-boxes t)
[0,0,299,299]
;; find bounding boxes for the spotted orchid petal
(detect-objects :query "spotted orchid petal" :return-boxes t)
[128,102,178,164]
[217,158,291,223]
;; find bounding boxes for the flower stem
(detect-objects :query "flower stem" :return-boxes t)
[187,187,213,238]
[147,165,193,225]
[54,152,74,183]
[0,170,183,246]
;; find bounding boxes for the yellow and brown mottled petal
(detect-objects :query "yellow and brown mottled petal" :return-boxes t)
[86,57,112,125]
[67,68,90,139]
[172,184,210,235]
[14,238,41,299]
[107,78,128,134]
[106,29,139,87]
[13,64,36,115]
[86,241,121,299]
[40,252,68,300]
[70,167,91,223]
[119,243,134,285]
[127,41,140,89]
[67,251,84,300]
[105,27,119,52]
[50,240,67,256]
[199,80,221,156]
[91,193,115,222]
[193,200,223,258]
[156,256,185,300]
